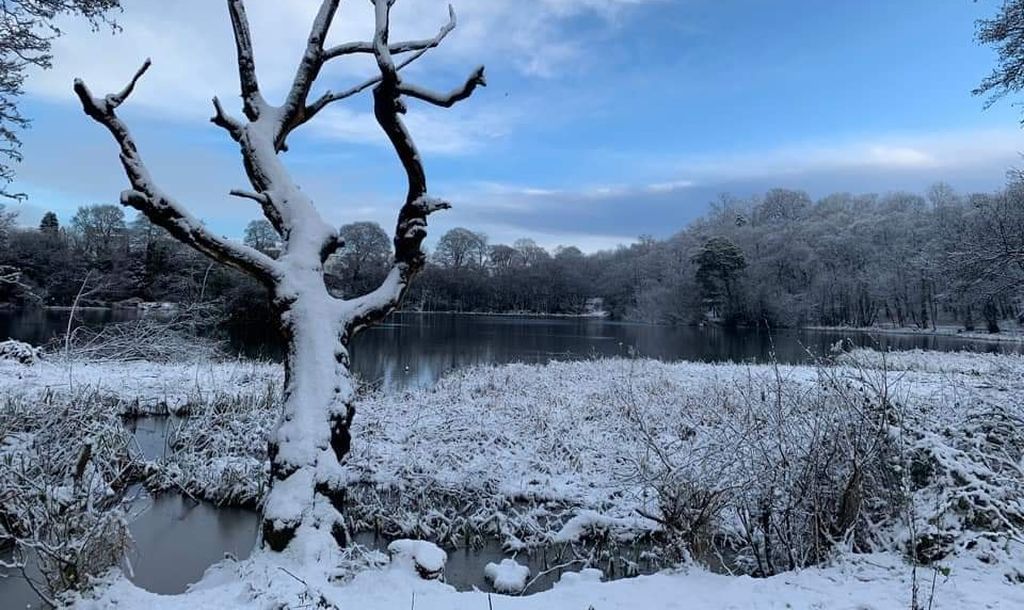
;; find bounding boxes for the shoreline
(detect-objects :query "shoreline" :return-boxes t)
[805,324,1024,344]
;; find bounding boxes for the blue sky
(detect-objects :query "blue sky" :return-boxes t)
[8,0,1023,251]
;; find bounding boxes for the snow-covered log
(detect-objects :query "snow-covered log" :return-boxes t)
[73,0,484,556]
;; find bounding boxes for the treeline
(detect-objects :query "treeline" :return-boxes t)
[0,206,269,328]
[1,178,1022,331]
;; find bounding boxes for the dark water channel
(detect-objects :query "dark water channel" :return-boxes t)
[2,311,1022,605]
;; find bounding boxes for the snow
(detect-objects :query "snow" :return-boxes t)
[0,339,42,364]
[484,558,530,593]
[5,348,1024,608]
[66,550,1024,609]
[0,356,281,414]
[388,539,447,579]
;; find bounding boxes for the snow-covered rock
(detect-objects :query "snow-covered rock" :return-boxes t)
[0,339,42,364]
[387,540,447,580]
[484,558,530,594]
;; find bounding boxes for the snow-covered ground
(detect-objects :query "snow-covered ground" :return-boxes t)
[69,548,1024,609]
[3,349,1023,608]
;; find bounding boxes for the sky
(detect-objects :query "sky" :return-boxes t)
[6,0,1024,251]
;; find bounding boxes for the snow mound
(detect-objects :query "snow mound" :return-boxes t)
[484,558,530,594]
[387,539,447,580]
[556,568,604,588]
[0,339,42,364]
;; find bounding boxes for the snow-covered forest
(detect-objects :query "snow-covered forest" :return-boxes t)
[2,0,1024,609]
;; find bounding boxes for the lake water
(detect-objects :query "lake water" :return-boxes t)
[2,308,1022,391]
[2,309,1023,606]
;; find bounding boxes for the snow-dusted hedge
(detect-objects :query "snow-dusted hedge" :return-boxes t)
[0,339,42,365]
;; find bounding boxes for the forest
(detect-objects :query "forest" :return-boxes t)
[2,179,1022,332]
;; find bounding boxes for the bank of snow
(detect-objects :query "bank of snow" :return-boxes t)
[70,549,1024,609]
[0,356,281,414]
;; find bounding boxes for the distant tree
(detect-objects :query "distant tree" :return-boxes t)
[0,204,16,246]
[756,188,811,224]
[243,219,278,255]
[514,238,550,266]
[435,227,488,269]
[39,211,59,236]
[488,244,523,270]
[70,204,125,258]
[950,177,1024,329]
[1,0,121,198]
[693,237,746,319]
[327,221,391,296]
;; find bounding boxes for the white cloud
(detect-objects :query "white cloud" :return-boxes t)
[661,128,1024,184]
[25,0,655,147]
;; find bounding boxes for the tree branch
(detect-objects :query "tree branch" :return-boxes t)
[300,5,460,129]
[322,5,457,60]
[227,0,264,121]
[278,0,340,140]
[210,96,244,140]
[398,65,486,108]
[343,1,471,334]
[74,63,279,284]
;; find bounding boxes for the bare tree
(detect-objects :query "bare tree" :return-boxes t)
[74,0,485,553]
[243,218,278,255]
[434,226,487,269]
[327,221,392,296]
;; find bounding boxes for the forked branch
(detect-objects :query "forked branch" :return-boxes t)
[301,5,462,132]
[345,0,483,333]
[73,62,279,284]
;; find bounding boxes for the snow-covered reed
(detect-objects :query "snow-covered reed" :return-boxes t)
[3,347,1022,595]
[149,349,1024,577]
[0,389,143,604]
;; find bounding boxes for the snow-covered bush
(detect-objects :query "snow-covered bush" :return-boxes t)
[56,306,226,364]
[0,339,42,364]
[614,354,907,574]
[0,391,143,603]
[151,384,279,505]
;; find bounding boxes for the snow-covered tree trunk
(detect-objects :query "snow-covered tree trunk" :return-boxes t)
[73,0,485,555]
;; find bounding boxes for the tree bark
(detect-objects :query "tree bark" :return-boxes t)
[262,282,355,553]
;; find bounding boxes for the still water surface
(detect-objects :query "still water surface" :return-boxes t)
[2,308,1021,391]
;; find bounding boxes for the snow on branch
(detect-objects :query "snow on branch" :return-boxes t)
[73,62,280,284]
[210,96,244,140]
[278,0,341,139]
[227,0,264,121]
